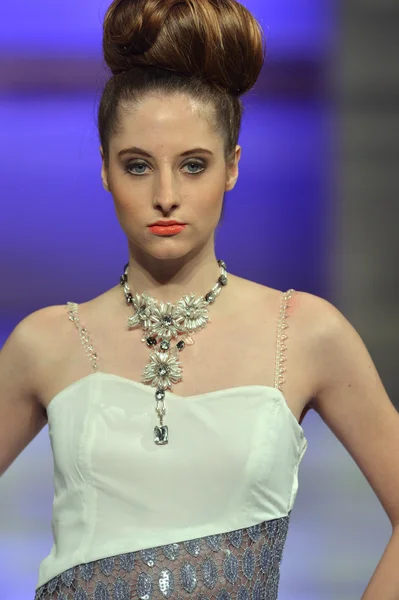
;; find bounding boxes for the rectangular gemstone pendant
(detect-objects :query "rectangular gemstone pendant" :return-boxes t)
[154,425,169,445]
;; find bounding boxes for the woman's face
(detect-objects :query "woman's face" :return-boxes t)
[101,92,240,262]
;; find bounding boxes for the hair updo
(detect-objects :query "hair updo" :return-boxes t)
[98,0,265,167]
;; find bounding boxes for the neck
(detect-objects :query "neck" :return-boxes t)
[124,245,223,305]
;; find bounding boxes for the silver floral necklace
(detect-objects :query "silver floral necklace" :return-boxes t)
[120,259,228,445]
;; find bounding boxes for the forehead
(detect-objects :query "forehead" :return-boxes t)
[112,93,220,152]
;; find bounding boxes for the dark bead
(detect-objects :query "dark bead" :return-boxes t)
[218,275,228,286]
[158,366,168,377]
[146,337,157,347]
[126,294,133,304]
[160,341,170,351]
[156,390,165,401]
[163,316,173,326]
[218,259,227,270]
[120,274,127,285]
[177,340,185,351]
[205,292,215,304]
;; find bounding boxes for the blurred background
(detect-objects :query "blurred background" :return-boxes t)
[0,0,398,598]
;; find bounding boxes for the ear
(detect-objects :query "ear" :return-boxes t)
[100,146,110,192]
[225,145,241,192]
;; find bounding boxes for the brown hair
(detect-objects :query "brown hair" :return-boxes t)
[98,0,265,168]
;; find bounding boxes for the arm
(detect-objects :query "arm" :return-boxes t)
[305,293,399,599]
[0,312,49,477]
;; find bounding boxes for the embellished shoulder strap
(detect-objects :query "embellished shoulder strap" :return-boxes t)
[274,289,295,391]
[66,302,99,372]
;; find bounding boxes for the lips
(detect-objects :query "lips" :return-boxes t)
[150,220,185,226]
[149,222,187,236]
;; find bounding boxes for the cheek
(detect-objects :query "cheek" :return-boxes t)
[110,178,143,213]
[192,172,227,205]
[110,174,133,198]
[112,185,148,231]
[202,181,226,213]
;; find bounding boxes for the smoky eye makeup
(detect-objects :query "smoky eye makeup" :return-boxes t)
[124,161,147,175]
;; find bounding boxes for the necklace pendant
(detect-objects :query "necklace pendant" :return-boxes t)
[120,259,229,447]
[142,350,183,389]
[154,424,169,445]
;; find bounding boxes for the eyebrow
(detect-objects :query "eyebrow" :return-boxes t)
[117,146,214,159]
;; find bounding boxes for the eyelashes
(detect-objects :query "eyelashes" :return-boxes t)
[125,161,206,177]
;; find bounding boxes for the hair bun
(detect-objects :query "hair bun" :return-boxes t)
[103,0,265,96]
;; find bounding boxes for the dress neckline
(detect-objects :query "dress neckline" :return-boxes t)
[46,371,306,436]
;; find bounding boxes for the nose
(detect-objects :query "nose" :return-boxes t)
[152,169,180,214]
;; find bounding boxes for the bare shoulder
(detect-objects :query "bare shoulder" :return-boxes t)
[0,304,74,475]
[277,288,347,399]
[18,286,126,370]
[228,272,320,319]
[229,274,326,388]
[1,305,65,383]
[9,304,80,392]
[18,304,72,348]
[294,290,389,401]
[3,305,69,360]
[279,288,389,409]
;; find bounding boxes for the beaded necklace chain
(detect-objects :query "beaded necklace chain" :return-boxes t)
[119,259,228,445]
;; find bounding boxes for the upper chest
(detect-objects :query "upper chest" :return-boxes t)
[38,285,314,424]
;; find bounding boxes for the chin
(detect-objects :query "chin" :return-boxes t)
[143,239,192,261]
[149,248,191,262]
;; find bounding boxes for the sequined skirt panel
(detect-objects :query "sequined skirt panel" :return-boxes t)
[34,516,290,600]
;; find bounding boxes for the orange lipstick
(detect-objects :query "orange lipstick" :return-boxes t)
[149,220,187,236]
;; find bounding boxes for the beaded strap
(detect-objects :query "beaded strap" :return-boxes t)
[274,289,295,391]
[66,302,99,372]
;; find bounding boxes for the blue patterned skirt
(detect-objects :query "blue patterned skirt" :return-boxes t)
[34,515,290,600]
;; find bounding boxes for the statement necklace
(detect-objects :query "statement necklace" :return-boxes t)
[120,259,228,445]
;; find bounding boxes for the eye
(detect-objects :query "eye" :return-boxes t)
[182,161,205,175]
[125,160,206,176]
[125,162,148,176]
